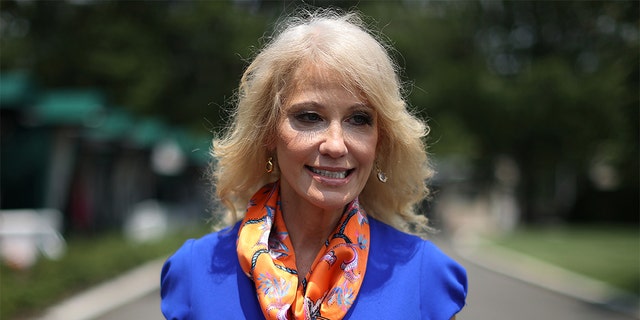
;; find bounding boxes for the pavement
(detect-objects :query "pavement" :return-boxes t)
[452,234,640,319]
[35,235,639,320]
[37,258,165,320]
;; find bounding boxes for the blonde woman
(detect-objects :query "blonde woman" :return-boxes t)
[161,9,467,320]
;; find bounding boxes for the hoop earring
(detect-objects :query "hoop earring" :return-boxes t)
[265,157,274,173]
[376,163,387,183]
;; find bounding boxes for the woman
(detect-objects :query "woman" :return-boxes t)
[161,9,467,320]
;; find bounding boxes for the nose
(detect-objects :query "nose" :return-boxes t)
[319,122,348,158]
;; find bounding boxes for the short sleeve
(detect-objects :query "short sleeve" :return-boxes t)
[161,239,195,320]
[419,241,468,319]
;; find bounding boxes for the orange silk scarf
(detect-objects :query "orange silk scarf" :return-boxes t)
[237,182,370,320]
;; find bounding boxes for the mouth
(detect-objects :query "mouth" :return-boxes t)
[306,166,354,179]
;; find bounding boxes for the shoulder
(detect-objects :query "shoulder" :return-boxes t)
[368,217,419,243]
[368,218,465,274]
[364,218,468,318]
[161,223,238,273]
[415,239,467,318]
[160,223,241,319]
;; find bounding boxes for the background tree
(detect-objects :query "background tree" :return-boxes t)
[1,0,637,225]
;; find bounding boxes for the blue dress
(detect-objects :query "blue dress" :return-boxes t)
[161,218,467,319]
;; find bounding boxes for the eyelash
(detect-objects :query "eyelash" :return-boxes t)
[294,112,322,123]
[350,112,373,126]
[293,111,373,126]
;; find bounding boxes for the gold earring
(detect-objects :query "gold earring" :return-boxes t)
[266,157,274,173]
[376,163,387,183]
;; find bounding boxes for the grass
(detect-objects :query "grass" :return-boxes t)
[487,224,640,295]
[1,226,211,320]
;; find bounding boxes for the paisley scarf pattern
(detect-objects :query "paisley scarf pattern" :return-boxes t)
[237,182,370,320]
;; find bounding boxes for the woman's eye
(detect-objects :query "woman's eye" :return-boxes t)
[295,112,322,123]
[349,112,373,126]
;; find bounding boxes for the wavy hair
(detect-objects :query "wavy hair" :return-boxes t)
[212,9,432,232]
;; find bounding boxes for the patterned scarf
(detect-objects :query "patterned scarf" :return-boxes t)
[237,182,370,320]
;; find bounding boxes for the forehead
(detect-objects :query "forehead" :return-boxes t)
[285,62,368,104]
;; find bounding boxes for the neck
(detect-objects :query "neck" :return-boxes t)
[279,191,345,278]
[280,197,344,248]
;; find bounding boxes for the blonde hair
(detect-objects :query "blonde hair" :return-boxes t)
[212,9,432,232]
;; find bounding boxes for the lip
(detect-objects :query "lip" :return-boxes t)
[305,165,354,185]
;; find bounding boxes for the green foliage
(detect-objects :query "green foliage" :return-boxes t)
[1,0,637,222]
[360,1,638,221]
[0,0,272,131]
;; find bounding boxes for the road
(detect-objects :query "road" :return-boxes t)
[97,289,163,320]
[457,259,636,320]
[94,250,637,320]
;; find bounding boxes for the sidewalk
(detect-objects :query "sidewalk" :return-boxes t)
[452,233,640,319]
[37,258,165,320]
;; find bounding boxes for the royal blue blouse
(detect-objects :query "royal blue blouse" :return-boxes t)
[161,217,467,319]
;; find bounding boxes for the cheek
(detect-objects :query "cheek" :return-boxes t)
[349,133,378,163]
[276,123,314,160]
[361,144,377,165]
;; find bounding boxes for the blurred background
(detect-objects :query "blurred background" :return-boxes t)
[0,0,638,319]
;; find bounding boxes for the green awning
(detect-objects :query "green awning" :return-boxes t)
[170,129,212,165]
[86,108,135,142]
[0,71,36,109]
[33,90,105,125]
[129,117,168,148]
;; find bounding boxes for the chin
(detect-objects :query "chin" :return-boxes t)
[309,189,357,210]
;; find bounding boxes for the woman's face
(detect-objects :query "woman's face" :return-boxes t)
[275,67,378,213]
